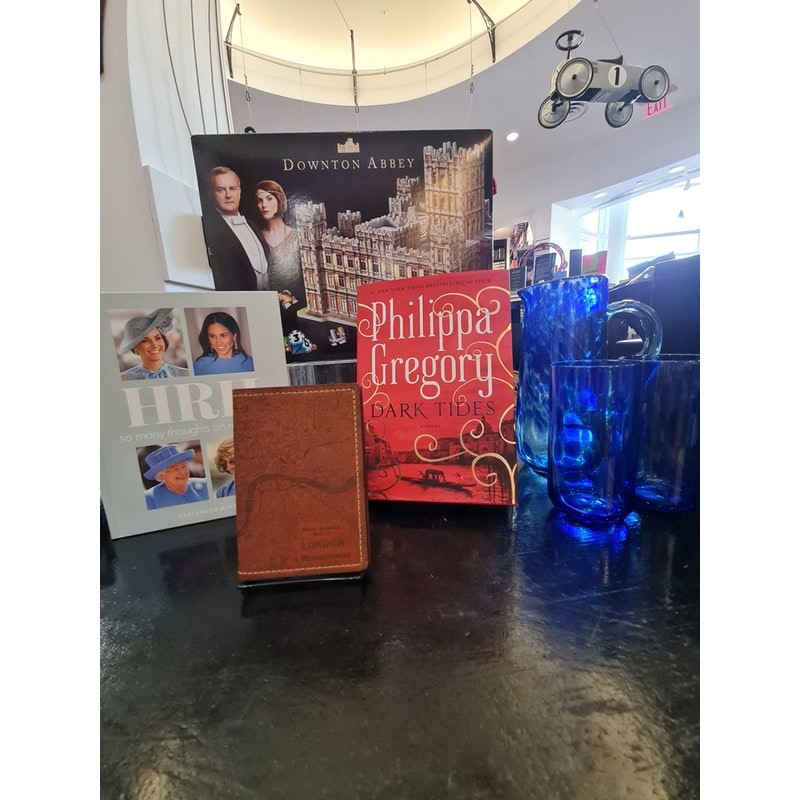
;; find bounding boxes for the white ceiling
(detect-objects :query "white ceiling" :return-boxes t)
[223,0,700,238]
[221,0,575,103]
[220,0,541,74]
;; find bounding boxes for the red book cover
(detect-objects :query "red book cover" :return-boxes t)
[356,270,517,505]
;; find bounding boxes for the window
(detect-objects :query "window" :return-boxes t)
[623,180,700,273]
[579,209,608,259]
[578,173,700,282]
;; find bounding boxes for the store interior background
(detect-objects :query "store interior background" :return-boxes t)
[0,0,786,793]
[77,2,792,795]
[101,0,699,293]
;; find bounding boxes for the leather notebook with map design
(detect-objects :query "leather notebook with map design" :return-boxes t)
[232,384,370,584]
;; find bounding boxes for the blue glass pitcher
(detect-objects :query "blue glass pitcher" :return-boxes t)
[516,274,662,474]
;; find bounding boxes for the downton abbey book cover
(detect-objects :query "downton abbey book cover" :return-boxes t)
[356,270,517,505]
[190,130,493,366]
[233,385,370,583]
[100,291,289,539]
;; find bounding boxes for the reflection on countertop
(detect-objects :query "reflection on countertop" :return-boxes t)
[101,465,699,800]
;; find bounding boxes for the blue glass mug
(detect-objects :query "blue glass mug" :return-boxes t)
[634,355,700,512]
[548,360,645,523]
[516,274,662,474]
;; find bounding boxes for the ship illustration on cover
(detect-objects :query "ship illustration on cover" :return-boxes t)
[356,270,517,505]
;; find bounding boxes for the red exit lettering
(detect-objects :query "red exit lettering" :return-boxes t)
[646,98,670,117]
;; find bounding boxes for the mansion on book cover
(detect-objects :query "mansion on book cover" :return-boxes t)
[295,138,491,323]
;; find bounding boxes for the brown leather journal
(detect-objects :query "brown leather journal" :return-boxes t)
[232,384,370,584]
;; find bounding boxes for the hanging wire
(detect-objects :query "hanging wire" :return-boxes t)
[424,60,429,131]
[333,0,351,31]
[468,2,475,94]
[351,28,359,113]
[464,86,475,128]
[299,68,308,130]
[189,0,207,133]
[592,0,623,57]
[332,1,359,115]
[208,0,220,132]
[162,0,192,135]
[464,2,475,126]
[237,8,256,132]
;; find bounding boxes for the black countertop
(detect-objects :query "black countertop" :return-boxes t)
[100,465,699,799]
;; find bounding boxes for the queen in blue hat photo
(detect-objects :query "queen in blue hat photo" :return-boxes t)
[139,442,209,510]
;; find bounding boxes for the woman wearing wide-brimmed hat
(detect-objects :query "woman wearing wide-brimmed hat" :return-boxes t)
[118,308,190,380]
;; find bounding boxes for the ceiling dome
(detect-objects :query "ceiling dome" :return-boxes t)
[220,0,578,105]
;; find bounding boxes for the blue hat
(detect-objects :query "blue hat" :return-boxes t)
[143,444,195,480]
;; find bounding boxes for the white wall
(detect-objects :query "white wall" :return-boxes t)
[100,0,165,291]
[548,204,579,259]
[101,0,231,292]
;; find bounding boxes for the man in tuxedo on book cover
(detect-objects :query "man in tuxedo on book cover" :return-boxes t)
[201,166,269,291]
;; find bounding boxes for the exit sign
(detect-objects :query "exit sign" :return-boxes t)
[645,97,670,118]
[641,83,675,120]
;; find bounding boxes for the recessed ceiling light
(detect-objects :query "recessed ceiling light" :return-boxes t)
[592,191,607,199]
[506,131,519,142]
[667,164,687,174]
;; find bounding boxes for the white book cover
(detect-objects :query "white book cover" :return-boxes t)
[100,291,289,538]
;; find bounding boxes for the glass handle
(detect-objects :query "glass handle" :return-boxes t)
[607,299,663,358]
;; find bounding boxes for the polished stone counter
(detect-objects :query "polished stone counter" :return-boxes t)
[100,466,699,799]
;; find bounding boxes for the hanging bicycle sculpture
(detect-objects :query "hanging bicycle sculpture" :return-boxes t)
[538,30,669,130]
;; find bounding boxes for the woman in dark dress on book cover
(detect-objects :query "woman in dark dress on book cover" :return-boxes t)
[253,180,306,334]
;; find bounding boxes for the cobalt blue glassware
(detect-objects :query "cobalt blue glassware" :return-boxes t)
[635,356,700,512]
[515,274,662,474]
[548,360,644,524]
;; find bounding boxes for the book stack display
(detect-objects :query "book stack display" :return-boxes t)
[101,130,521,577]
[100,273,519,582]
